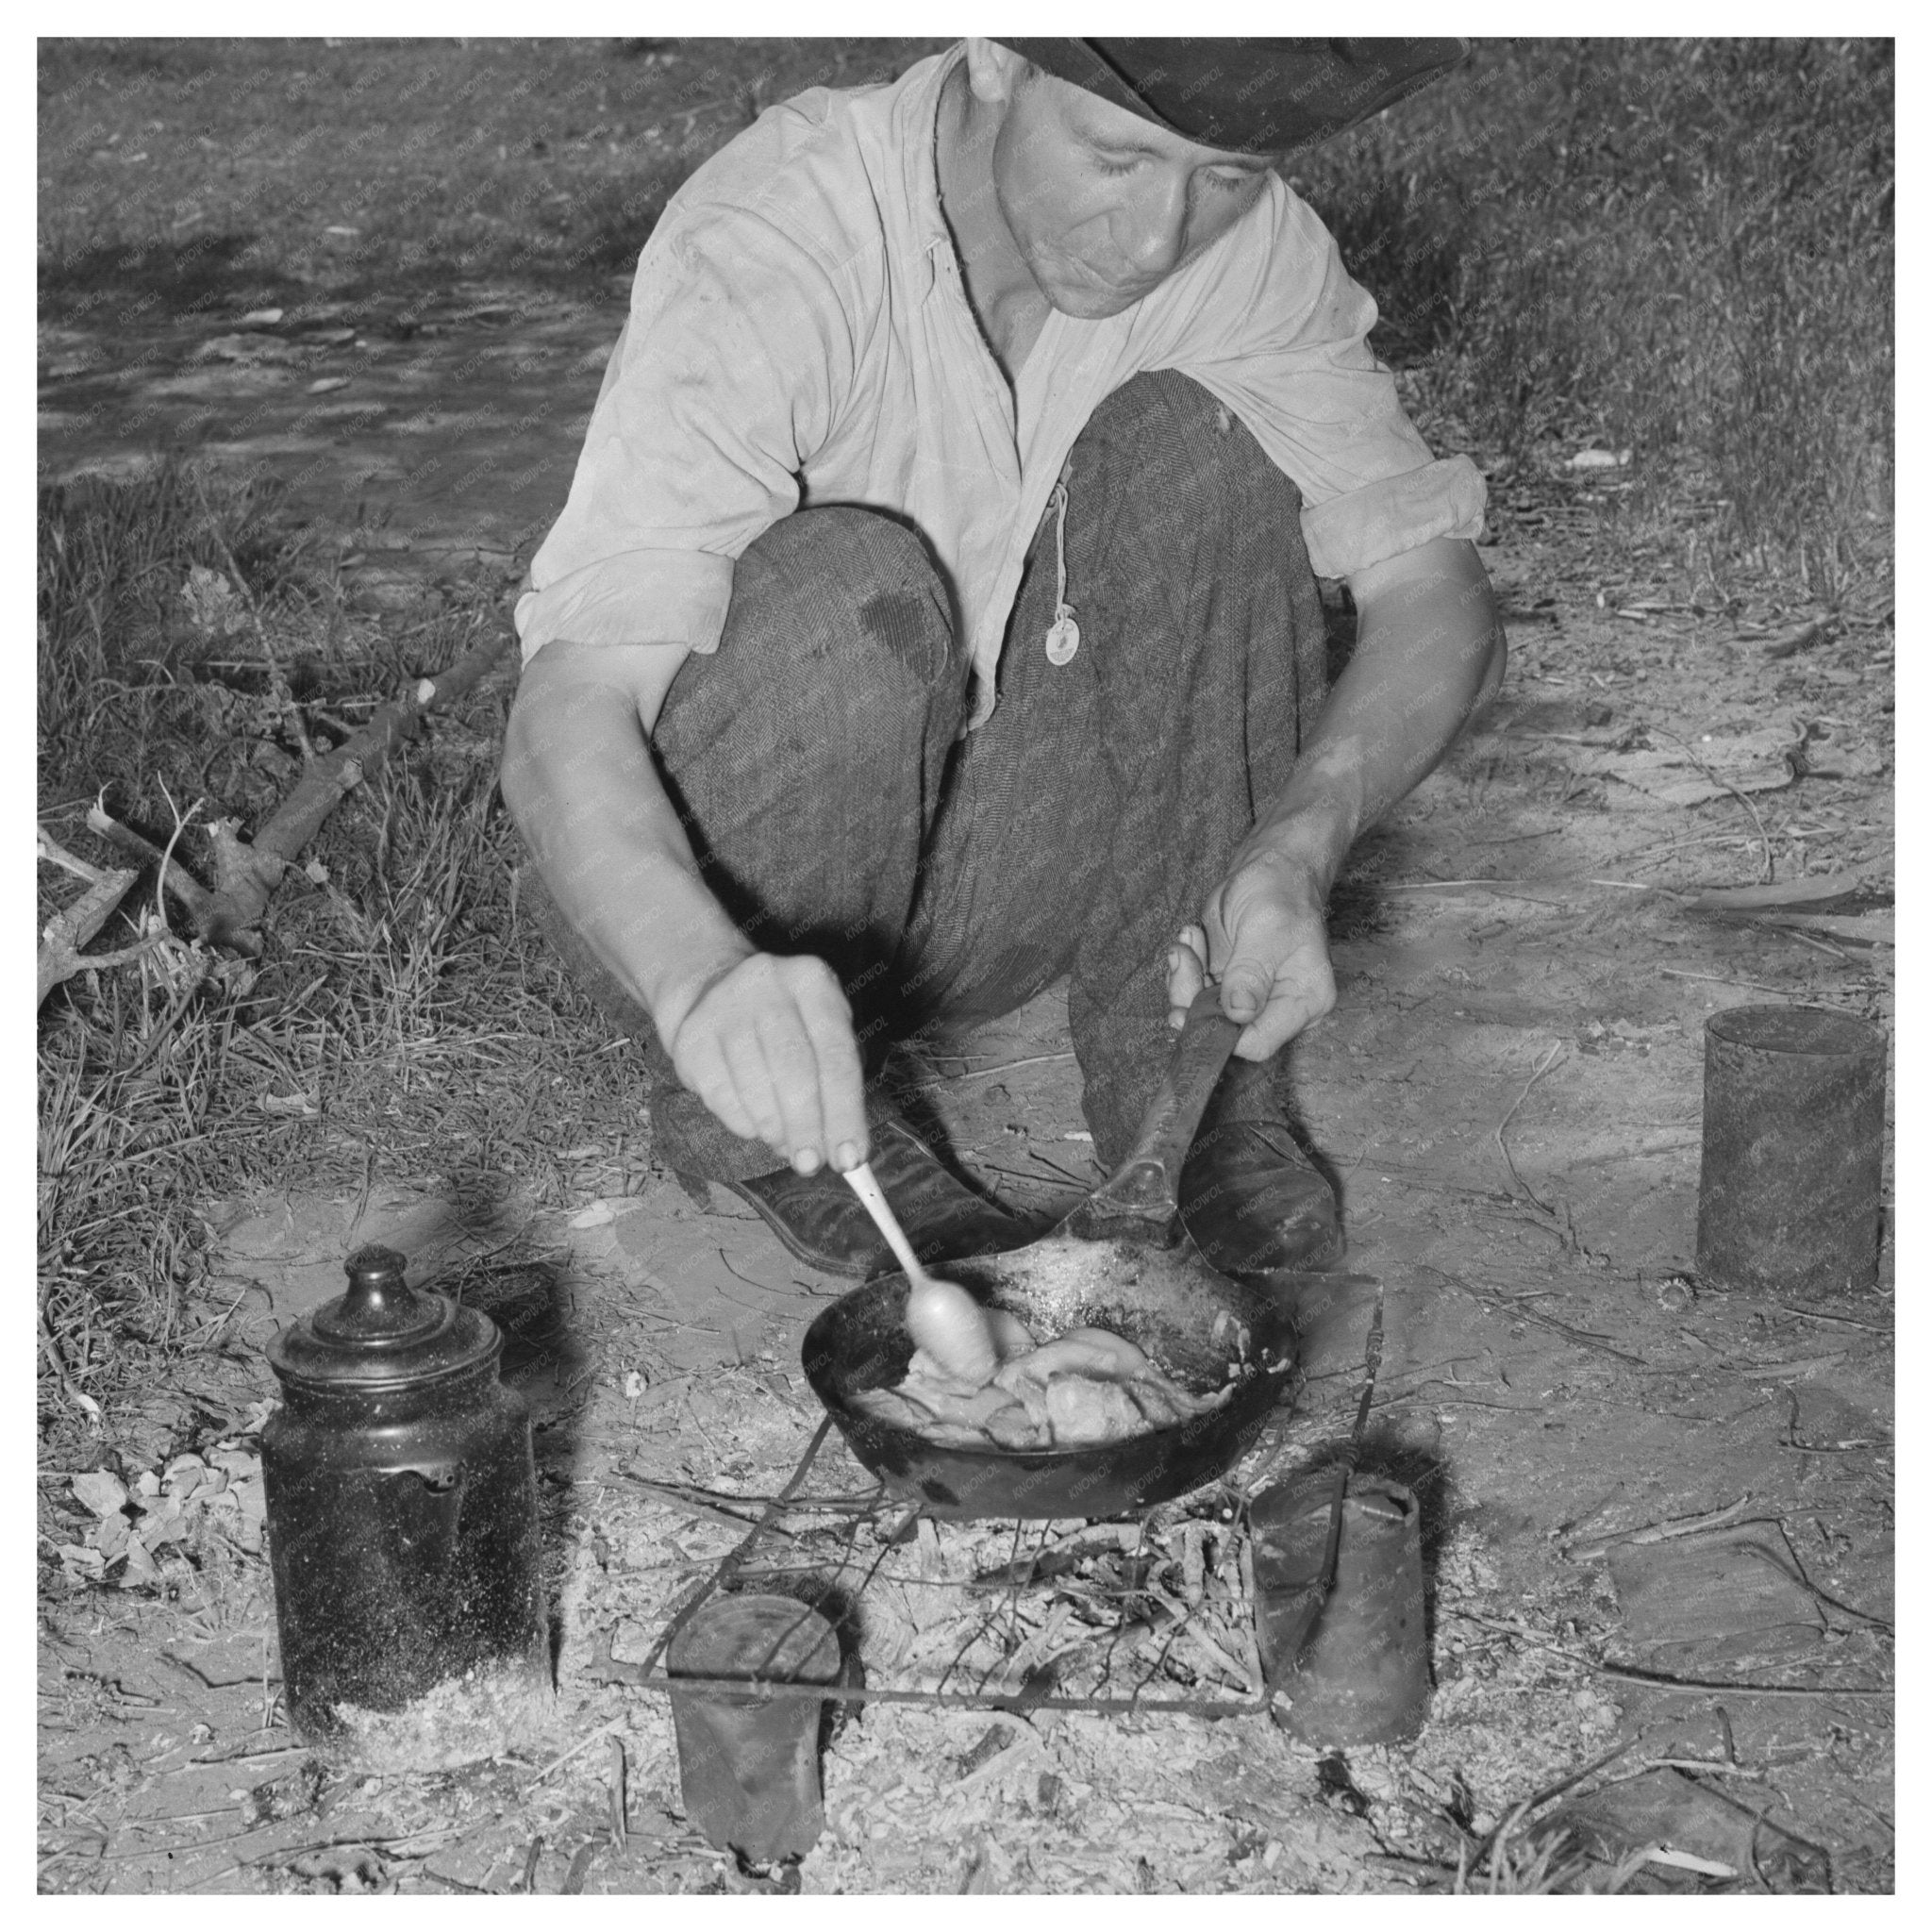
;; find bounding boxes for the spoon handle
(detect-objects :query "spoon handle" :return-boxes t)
[841,1160,928,1282]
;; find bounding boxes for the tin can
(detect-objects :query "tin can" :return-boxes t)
[1696,1005,1887,1295]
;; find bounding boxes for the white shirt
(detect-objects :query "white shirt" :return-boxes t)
[517,45,1487,725]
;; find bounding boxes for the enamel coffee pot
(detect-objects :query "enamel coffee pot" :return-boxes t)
[261,1245,548,1738]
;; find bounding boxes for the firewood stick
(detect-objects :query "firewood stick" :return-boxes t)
[37,864,139,1006]
[198,625,512,950]
[85,803,216,926]
[37,831,108,887]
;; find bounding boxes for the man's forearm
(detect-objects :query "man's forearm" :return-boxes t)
[1245,538,1507,891]
[499,673,750,1032]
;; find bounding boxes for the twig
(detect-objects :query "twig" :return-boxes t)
[1736,1352,1847,1380]
[939,1052,1076,1083]
[614,1471,798,1541]
[149,785,203,935]
[37,862,141,1007]
[1512,1300,1647,1365]
[1428,1270,1645,1367]
[625,1417,835,1694]
[419,1866,493,1895]
[1774,1302,1886,1333]
[520,1721,623,1796]
[1381,878,1564,905]
[1465,1739,1638,1872]
[186,1740,310,1767]
[970,1161,1079,1190]
[1755,1499,1893,1633]
[1659,967,1803,996]
[1653,726,1778,885]
[607,1734,627,1844]
[1590,1661,1890,1699]
[37,830,108,886]
[1778,925,1854,963]
[613,1478,886,1515]
[1493,1043,1565,1212]
[1565,1492,1753,1561]
[1024,1146,1092,1186]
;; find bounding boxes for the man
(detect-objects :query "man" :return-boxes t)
[501,38,1505,1288]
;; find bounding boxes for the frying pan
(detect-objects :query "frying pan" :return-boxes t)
[802,990,1298,1519]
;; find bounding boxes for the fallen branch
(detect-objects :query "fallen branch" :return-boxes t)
[194,622,512,952]
[85,802,217,928]
[37,835,140,1008]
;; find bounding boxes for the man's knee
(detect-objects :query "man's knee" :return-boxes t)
[735,507,957,691]
[1077,370,1301,518]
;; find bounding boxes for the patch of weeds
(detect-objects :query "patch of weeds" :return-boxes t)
[1446,1820,1646,1895]
[37,462,643,1451]
[1290,38,1893,603]
[38,463,321,819]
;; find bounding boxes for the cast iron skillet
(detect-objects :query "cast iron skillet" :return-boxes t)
[803,990,1298,1519]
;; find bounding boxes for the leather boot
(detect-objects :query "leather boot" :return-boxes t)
[1177,1057,1344,1281]
[719,1116,1035,1278]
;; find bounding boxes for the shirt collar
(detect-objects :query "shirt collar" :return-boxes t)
[910,43,968,299]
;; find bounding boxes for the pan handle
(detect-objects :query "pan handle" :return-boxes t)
[1061,986,1241,1240]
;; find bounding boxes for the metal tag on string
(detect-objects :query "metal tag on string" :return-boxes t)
[1044,475,1079,664]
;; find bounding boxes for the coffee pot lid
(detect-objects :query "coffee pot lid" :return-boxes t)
[267,1244,501,1391]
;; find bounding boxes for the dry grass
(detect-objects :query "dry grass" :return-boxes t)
[1447,1820,1647,1895]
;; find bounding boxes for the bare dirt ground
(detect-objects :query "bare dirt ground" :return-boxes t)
[40,108,1893,1901]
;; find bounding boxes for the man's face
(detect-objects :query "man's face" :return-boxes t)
[988,67,1275,319]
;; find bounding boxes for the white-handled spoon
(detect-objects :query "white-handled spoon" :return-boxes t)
[841,1160,999,1387]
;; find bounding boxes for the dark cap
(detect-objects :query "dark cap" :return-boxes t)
[998,38,1470,158]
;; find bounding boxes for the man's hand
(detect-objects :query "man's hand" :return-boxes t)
[1158,537,1505,1064]
[1163,852,1336,1060]
[503,638,872,1178]
[658,952,870,1175]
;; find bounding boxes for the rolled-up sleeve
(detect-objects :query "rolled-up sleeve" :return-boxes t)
[515,204,852,662]
[1145,182,1487,580]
